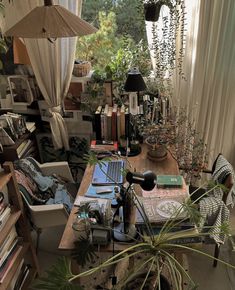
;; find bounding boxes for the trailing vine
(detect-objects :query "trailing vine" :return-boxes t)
[143,0,187,97]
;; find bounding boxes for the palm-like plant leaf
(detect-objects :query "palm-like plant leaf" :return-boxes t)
[83,151,110,167]
[33,257,81,290]
[71,238,98,267]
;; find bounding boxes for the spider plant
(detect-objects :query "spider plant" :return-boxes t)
[33,162,235,290]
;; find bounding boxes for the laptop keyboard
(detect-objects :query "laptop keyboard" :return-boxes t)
[106,161,123,183]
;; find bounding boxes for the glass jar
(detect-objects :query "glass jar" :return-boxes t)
[72,217,91,240]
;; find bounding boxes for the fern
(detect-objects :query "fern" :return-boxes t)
[71,238,98,267]
[33,257,81,290]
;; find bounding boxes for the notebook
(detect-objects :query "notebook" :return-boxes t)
[92,160,125,185]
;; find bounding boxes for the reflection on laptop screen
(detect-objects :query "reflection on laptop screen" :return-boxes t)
[92,160,125,185]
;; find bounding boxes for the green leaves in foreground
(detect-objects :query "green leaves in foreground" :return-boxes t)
[33,257,81,290]
[83,151,111,167]
[72,238,98,267]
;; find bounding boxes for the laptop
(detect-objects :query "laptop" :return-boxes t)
[92,160,125,185]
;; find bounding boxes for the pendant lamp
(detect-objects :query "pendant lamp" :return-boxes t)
[5,0,97,38]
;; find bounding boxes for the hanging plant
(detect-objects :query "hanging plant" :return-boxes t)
[144,0,173,22]
[143,0,187,97]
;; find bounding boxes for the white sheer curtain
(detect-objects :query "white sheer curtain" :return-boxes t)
[147,0,235,167]
[174,0,235,167]
[2,0,82,150]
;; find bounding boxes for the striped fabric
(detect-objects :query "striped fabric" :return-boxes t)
[211,154,235,207]
[199,154,234,244]
[199,197,229,244]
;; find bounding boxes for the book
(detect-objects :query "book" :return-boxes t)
[0,227,17,259]
[16,264,30,290]
[90,140,118,152]
[85,184,116,199]
[120,104,125,137]
[107,106,113,141]
[156,175,183,188]
[16,139,30,155]
[8,259,24,290]
[116,107,121,141]
[111,104,118,141]
[94,105,102,140]
[100,108,105,140]
[141,177,188,199]
[18,140,33,159]
[0,246,21,283]
[0,237,18,269]
[136,196,188,224]
[103,104,109,140]
[25,122,36,133]
[125,107,130,139]
[0,206,11,231]
[0,192,7,216]
[138,224,201,245]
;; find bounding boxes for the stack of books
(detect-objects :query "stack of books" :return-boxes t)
[0,193,32,289]
[8,261,31,290]
[0,194,11,232]
[94,104,131,142]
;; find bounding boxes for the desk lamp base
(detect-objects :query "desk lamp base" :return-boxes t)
[113,223,137,242]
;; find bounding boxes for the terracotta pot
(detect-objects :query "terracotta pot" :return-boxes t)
[147,144,168,161]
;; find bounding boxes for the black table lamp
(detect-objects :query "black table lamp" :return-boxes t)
[124,67,147,110]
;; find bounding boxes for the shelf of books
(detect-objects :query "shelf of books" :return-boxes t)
[0,163,39,290]
[0,209,21,246]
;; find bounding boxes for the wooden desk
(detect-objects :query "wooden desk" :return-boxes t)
[59,144,179,251]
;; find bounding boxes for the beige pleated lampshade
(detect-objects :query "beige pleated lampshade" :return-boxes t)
[5,5,97,38]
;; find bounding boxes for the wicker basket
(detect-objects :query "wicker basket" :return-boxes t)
[73,61,91,77]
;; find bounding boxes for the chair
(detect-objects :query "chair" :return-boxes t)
[14,157,78,253]
[189,153,234,267]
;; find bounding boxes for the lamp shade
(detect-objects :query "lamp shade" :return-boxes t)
[126,170,156,191]
[124,67,147,92]
[5,3,97,38]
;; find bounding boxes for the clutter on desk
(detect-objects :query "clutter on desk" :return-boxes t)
[84,184,119,207]
[90,140,118,153]
[73,196,112,245]
[0,112,27,145]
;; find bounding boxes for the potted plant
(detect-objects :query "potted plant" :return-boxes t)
[144,0,173,22]
[33,183,235,289]
[32,152,235,290]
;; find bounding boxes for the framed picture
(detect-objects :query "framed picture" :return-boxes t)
[7,75,34,106]
[64,82,83,110]
[35,133,89,182]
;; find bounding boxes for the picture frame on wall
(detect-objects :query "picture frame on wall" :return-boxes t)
[7,75,34,106]
[35,133,89,182]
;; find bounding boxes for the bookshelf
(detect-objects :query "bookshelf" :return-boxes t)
[0,129,38,164]
[0,162,39,290]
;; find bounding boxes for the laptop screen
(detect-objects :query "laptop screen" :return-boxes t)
[92,160,125,185]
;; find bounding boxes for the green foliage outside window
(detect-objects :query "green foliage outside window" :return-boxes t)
[76,11,121,71]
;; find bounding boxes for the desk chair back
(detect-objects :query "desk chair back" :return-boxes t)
[191,154,235,267]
